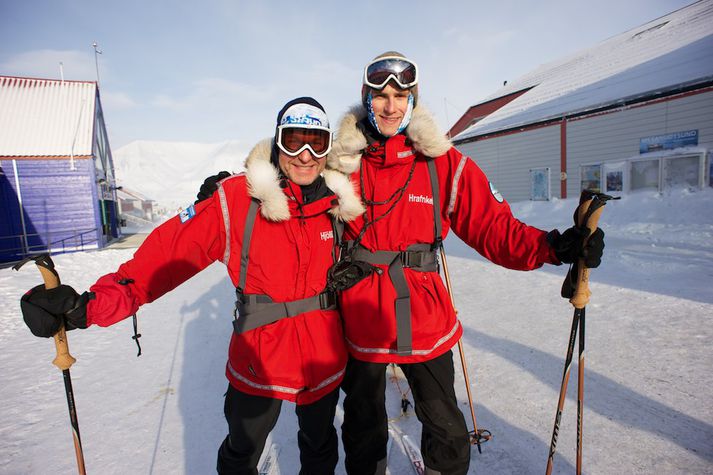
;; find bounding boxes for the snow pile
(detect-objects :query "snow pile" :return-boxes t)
[1,187,712,474]
[113,140,250,211]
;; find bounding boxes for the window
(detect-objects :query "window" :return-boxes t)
[663,155,701,190]
[630,159,660,191]
[603,161,626,194]
[530,168,550,201]
[580,164,602,193]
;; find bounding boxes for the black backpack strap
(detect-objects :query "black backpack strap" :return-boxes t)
[331,217,345,261]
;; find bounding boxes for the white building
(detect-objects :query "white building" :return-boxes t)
[451,0,713,202]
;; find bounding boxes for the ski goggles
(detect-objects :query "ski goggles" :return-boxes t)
[363,56,419,90]
[276,125,333,158]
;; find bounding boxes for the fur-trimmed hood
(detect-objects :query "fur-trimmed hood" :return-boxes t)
[243,138,364,222]
[327,105,453,175]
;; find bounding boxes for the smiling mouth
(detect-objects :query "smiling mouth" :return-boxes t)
[292,164,316,170]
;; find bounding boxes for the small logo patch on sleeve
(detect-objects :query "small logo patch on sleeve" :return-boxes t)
[179,205,196,223]
[489,182,504,203]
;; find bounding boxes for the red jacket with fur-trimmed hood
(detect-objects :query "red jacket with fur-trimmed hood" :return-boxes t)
[327,105,558,364]
[85,139,364,404]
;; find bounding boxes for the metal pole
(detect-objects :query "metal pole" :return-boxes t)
[11,160,29,255]
[13,254,87,474]
[439,246,490,452]
[92,42,102,87]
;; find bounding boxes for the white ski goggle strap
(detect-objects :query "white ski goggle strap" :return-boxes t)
[276,124,333,158]
[363,56,419,90]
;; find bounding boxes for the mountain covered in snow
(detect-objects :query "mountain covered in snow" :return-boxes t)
[112,140,250,211]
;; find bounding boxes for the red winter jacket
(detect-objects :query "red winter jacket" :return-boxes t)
[86,139,364,404]
[327,106,559,364]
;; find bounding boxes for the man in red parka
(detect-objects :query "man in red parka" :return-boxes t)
[20,97,364,474]
[327,52,604,475]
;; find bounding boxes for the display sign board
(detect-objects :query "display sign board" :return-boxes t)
[639,130,698,153]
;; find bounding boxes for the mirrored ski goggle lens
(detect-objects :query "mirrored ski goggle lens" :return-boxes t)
[365,58,417,89]
[279,128,331,156]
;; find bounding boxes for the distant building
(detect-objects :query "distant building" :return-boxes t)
[0,75,121,263]
[451,1,713,202]
[117,187,155,222]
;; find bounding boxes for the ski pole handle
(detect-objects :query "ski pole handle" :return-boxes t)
[569,197,605,309]
[16,254,77,370]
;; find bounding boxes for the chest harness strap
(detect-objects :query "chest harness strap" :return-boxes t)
[232,198,338,335]
[345,158,443,355]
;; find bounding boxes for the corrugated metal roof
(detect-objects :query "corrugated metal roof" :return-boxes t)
[454,0,713,142]
[0,76,97,158]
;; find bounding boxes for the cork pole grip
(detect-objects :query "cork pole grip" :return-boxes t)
[37,265,77,371]
[569,201,605,310]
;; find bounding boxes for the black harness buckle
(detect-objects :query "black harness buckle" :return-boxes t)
[319,290,337,309]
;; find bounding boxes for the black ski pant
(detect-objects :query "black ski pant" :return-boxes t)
[217,383,339,475]
[341,351,471,475]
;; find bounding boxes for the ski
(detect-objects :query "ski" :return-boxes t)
[389,421,425,475]
[258,443,280,475]
[386,427,396,475]
[401,434,425,475]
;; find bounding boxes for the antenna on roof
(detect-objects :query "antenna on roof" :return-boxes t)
[92,41,103,87]
[59,62,65,83]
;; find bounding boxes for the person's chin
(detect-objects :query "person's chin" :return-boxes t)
[378,118,402,136]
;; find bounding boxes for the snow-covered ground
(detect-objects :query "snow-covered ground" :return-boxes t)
[1,187,712,474]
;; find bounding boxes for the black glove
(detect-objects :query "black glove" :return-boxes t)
[195,171,231,204]
[20,285,91,338]
[547,226,605,268]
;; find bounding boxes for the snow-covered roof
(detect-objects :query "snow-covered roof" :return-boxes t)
[454,0,713,142]
[0,76,97,158]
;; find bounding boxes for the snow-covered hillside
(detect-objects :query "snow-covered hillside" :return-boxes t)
[1,177,712,473]
[113,140,250,211]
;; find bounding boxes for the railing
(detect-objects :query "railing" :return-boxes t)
[0,228,100,264]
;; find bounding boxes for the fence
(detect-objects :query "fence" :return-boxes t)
[0,228,100,265]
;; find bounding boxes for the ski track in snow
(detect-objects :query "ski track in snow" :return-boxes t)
[1,189,712,474]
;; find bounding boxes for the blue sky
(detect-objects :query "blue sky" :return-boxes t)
[0,0,694,150]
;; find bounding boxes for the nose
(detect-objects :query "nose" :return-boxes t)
[384,97,397,114]
[296,148,314,163]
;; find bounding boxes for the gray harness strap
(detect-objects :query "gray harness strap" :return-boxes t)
[233,198,337,335]
[347,158,443,356]
[234,292,337,334]
[237,199,259,293]
[351,243,438,354]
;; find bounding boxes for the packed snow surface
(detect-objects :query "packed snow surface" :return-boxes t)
[1,187,712,474]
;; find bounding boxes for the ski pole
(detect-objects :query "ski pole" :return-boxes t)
[14,254,87,475]
[439,246,491,453]
[545,191,616,475]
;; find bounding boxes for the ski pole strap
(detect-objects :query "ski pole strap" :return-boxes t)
[233,289,337,334]
[349,243,438,355]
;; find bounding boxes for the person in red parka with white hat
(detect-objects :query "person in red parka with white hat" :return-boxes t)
[328,52,605,475]
[20,97,364,474]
